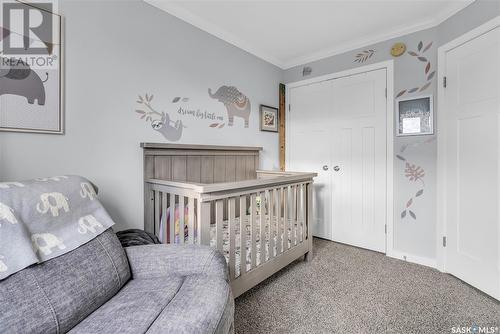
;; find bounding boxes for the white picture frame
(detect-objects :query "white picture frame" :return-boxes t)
[396,95,433,136]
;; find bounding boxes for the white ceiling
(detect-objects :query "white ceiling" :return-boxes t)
[145,0,474,69]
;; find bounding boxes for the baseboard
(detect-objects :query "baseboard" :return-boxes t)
[387,250,437,269]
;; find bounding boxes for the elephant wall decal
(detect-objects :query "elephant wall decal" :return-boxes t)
[80,182,97,201]
[36,192,70,217]
[0,202,18,225]
[31,233,66,256]
[77,215,104,234]
[0,58,47,105]
[208,86,251,128]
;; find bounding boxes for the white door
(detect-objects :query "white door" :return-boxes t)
[331,70,387,253]
[289,81,333,240]
[443,26,500,299]
[288,68,387,252]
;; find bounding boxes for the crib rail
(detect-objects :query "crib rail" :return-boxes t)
[144,170,315,297]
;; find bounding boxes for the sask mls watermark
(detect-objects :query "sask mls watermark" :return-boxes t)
[452,325,499,334]
[1,0,58,70]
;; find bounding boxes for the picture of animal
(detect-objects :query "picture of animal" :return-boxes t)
[0,58,47,105]
[36,192,70,217]
[77,215,103,234]
[151,113,185,142]
[208,86,251,128]
[0,202,18,225]
[80,182,97,201]
[31,233,66,256]
[0,182,24,189]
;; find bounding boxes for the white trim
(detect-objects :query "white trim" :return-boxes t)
[144,0,474,69]
[285,60,395,256]
[388,250,437,269]
[436,16,500,272]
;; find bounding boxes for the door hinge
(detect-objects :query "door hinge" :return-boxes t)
[385,88,387,98]
[384,224,387,234]
[443,76,447,88]
[288,104,291,112]
[442,236,447,247]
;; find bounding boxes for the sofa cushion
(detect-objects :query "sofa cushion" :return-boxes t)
[68,276,184,334]
[147,274,234,334]
[0,229,130,334]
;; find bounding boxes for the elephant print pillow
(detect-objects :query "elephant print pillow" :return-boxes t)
[0,175,114,280]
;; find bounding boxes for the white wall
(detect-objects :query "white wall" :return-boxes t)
[0,0,282,230]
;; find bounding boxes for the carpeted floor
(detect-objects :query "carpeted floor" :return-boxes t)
[235,238,500,334]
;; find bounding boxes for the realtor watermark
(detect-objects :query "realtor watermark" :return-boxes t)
[451,325,499,334]
[1,0,58,69]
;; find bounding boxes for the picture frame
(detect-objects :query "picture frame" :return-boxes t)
[259,105,278,132]
[396,95,433,136]
[0,1,64,134]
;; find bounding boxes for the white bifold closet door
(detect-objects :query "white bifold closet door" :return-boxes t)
[289,69,387,253]
[443,25,500,299]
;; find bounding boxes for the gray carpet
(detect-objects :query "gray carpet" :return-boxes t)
[235,238,500,334]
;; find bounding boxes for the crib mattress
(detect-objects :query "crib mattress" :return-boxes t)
[209,216,305,277]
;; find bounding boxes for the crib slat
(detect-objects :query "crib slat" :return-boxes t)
[178,196,185,244]
[154,191,160,237]
[162,193,168,244]
[169,194,175,244]
[301,184,306,243]
[292,185,297,246]
[229,198,236,280]
[239,196,247,275]
[216,200,224,251]
[283,186,288,251]
[198,202,211,246]
[268,189,275,260]
[250,194,256,269]
[188,197,194,244]
[259,191,265,265]
[277,188,282,255]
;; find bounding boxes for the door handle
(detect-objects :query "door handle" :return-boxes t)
[333,166,340,172]
[322,165,329,171]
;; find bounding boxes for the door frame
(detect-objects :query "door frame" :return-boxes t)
[285,60,395,255]
[436,16,500,272]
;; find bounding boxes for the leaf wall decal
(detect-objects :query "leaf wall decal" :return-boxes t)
[396,90,406,98]
[419,82,432,92]
[409,211,416,219]
[417,56,428,62]
[406,198,413,208]
[425,62,431,74]
[416,189,424,197]
[209,123,218,128]
[427,71,436,81]
[418,41,423,51]
[182,97,189,102]
[396,155,406,161]
[408,88,419,93]
[401,210,407,218]
[135,110,145,114]
[218,123,225,128]
[172,97,181,103]
[408,51,418,56]
[422,42,433,53]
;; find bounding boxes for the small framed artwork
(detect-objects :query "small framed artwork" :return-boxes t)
[396,95,433,136]
[0,1,64,134]
[260,105,278,132]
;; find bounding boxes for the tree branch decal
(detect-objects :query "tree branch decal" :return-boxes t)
[396,41,435,98]
[354,49,376,63]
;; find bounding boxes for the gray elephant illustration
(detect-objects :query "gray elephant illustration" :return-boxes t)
[0,256,7,273]
[0,202,18,225]
[208,86,251,127]
[77,215,103,234]
[31,233,66,256]
[0,58,47,105]
[151,112,185,142]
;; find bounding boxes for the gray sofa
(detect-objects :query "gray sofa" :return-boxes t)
[0,228,234,334]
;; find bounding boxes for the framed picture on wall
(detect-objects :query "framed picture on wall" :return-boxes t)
[260,105,278,132]
[0,1,64,134]
[396,95,433,136]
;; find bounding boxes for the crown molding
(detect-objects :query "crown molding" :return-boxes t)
[145,0,475,70]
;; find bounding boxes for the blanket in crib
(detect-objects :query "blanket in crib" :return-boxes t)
[0,175,114,280]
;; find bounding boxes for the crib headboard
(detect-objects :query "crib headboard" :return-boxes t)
[140,143,262,183]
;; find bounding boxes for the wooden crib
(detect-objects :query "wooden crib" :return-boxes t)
[141,143,316,297]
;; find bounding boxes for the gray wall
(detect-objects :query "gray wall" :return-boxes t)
[0,0,282,230]
[283,0,499,262]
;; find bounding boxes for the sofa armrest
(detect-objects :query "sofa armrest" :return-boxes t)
[125,244,228,281]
